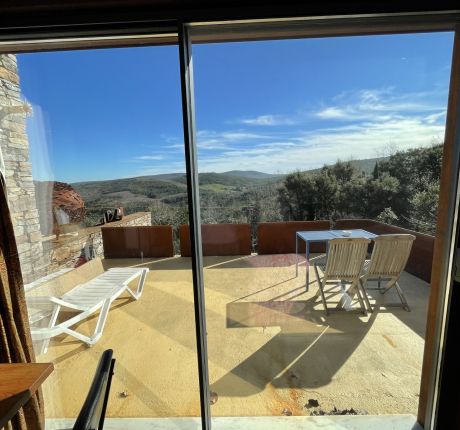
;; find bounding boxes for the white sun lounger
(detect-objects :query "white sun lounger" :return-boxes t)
[27,267,149,353]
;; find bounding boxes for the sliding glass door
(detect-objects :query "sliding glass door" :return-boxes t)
[189,25,454,423]
[0,44,202,426]
[2,15,460,430]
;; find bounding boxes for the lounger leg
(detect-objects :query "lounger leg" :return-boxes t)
[41,305,61,355]
[62,300,112,346]
[91,299,112,344]
[128,269,148,300]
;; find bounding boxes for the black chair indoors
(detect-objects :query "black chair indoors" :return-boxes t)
[72,349,115,430]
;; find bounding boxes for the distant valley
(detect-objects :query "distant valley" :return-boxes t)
[70,156,386,214]
[33,156,387,226]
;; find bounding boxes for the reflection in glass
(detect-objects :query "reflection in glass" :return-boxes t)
[190,32,454,418]
[0,47,201,426]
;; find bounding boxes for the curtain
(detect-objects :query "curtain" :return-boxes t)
[0,174,44,430]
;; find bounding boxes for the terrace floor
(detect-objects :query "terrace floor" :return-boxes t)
[36,254,429,419]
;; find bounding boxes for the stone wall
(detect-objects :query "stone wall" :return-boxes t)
[38,212,152,279]
[1,54,152,285]
[0,54,47,283]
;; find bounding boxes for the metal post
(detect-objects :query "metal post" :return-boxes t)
[178,21,212,430]
[306,241,310,291]
[295,233,299,276]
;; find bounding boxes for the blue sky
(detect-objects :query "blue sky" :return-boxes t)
[18,31,454,183]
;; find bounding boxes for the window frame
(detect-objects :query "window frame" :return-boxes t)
[1,11,460,430]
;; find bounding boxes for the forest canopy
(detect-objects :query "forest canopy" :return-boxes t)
[278,144,442,234]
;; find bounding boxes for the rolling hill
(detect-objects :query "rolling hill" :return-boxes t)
[64,156,386,221]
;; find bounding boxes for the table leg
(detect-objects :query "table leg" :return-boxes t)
[295,234,299,277]
[306,241,310,292]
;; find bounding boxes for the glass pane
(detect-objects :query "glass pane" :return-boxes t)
[0,46,201,427]
[190,31,454,422]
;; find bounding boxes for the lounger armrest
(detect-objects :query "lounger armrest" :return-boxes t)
[26,295,80,310]
[26,295,60,305]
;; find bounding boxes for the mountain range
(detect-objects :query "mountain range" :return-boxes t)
[32,156,386,220]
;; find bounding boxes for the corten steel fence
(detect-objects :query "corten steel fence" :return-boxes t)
[100,219,434,283]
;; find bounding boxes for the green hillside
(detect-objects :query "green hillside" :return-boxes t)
[66,156,389,225]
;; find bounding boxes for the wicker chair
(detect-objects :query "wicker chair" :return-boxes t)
[313,237,370,315]
[359,234,415,312]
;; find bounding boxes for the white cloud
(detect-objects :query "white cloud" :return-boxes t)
[168,143,186,150]
[133,87,448,176]
[425,110,447,124]
[195,129,269,150]
[241,114,295,126]
[197,115,445,173]
[133,155,164,161]
[138,161,186,175]
[315,87,447,122]
[316,107,348,120]
[221,131,268,140]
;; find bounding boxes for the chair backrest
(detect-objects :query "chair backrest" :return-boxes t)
[325,237,370,280]
[73,349,115,430]
[366,234,416,279]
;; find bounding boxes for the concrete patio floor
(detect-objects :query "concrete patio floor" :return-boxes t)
[35,254,429,419]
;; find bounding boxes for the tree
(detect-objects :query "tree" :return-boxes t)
[335,175,366,218]
[372,161,380,180]
[361,173,400,218]
[150,200,178,225]
[278,171,316,220]
[277,144,442,232]
[375,144,443,224]
[327,160,356,184]
[376,207,398,224]
[313,171,338,219]
[408,181,439,234]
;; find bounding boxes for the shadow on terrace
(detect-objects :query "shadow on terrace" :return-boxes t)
[26,219,432,419]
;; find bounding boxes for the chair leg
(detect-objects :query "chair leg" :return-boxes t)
[314,265,329,315]
[348,280,367,315]
[380,279,410,312]
[318,279,329,315]
[364,277,385,291]
[359,279,373,314]
[394,281,411,311]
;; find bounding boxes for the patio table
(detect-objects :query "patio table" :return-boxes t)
[0,363,53,428]
[296,228,377,290]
